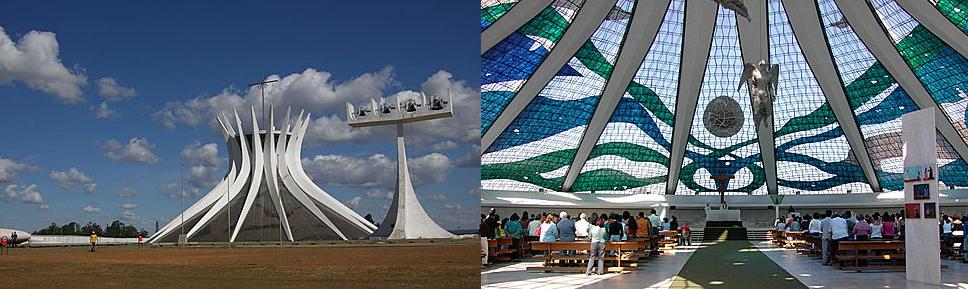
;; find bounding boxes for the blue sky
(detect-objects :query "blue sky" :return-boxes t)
[0,0,481,233]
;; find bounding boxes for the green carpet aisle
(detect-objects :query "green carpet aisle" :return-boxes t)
[668,240,807,288]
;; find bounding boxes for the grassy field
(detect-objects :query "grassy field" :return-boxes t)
[0,240,478,289]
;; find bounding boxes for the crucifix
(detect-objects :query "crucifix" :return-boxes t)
[248,77,280,125]
[711,175,734,207]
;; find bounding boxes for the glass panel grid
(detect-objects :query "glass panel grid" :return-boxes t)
[769,0,870,195]
[871,0,968,145]
[481,0,521,30]
[680,6,765,195]
[572,0,684,193]
[481,2,633,191]
[481,0,584,134]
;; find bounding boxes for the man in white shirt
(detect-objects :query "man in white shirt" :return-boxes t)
[829,213,849,265]
[648,209,661,237]
[575,213,590,239]
[809,213,822,236]
[820,210,833,265]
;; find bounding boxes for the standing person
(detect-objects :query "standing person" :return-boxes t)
[527,214,543,238]
[539,215,559,243]
[575,213,590,240]
[0,236,7,255]
[90,231,98,252]
[669,217,679,235]
[607,214,624,256]
[809,213,822,236]
[557,212,576,242]
[661,218,671,231]
[648,210,661,237]
[635,212,651,238]
[506,214,524,260]
[138,234,144,247]
[830,214,850,262]
[882,214,895,240]
[820,210,833,265]
[870,216,883,240]
[853,215,871,241]
[942,217,953,248]
[585,216,608,275]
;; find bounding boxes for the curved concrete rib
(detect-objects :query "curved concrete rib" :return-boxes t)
[264,108,294,241]
[153,114,244,242]
[229,107,266,242]
[278,111,349,240]
[288,113,376,232]
[184,110,253,240]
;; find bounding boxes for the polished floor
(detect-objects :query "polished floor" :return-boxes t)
[481,242,968,289]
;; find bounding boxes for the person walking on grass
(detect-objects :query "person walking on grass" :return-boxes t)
[586,216,608,275]
[90,231,98,252]
[138,234,144,248]
[0,236,7,255]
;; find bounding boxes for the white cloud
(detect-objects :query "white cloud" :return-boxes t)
[181,142,221,190]
[365,190,394,200]
[96,77,136,101]
[82,205,100,213]
[469,188,481,197]
[0,26,87,103]
[49,167,94,189]
[118,188,137,197]
[83,183,96,193]
[431,141,458,151]
[153,67,396,130]
[443,203,463,210]
[121,210,138,221]
[120,203,137,209]
[419,193,447,202]
[0,157,36,183]
[301,152,452,190]
[456,144,482,167]
[102,137,159,165]
[4,184,45,206]
[347,196,362,209]
[302,114,379,144]
[91,102,120,119]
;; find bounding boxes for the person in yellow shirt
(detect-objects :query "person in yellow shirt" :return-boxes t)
[89,232,98,252]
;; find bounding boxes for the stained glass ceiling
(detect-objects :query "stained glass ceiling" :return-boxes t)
[480,0,968,195]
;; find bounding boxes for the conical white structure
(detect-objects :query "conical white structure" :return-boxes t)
[348,92,456,239]
[151,106,376,243]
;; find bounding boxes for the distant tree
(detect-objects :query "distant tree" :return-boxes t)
[80,222,104,236]
[34,223,61,235]
[139,229,149,237]
[61,222,80,235]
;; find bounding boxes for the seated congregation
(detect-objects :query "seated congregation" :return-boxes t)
[480,208,692,275]
[770,209,966,271]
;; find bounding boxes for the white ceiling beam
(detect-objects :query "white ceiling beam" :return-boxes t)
[895,0,968,61]
[481,0,555,55]
[665,0,720,195]
[735,0,778,195]
[561,0,672,192]
[782,0,881,192]
[482,0,617,151]
[836,0,968,166]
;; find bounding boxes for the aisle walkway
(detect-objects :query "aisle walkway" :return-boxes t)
[755,241,968,289]
[668,240,807,288]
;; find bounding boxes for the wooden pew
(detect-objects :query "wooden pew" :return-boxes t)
[487,238,515,262]
[659,231,679,249]
[834,240,905,271]
[527,241,647,273]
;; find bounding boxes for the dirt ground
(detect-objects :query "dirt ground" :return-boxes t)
[0,241,478,289]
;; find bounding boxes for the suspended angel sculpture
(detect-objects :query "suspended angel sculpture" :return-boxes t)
[710,0,750,22]
[737,60,779,126]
